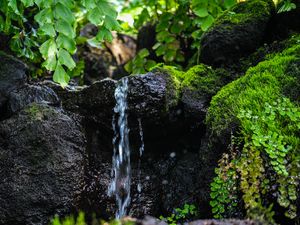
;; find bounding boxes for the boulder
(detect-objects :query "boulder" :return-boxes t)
[200,0,275,66]
[0,103,86,225]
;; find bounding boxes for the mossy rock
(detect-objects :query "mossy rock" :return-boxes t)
[206,34,300,136]
[200,0,275,66]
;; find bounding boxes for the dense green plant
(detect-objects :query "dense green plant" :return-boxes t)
[159,204,197,225]
[207,36,300,223]
[51,212,135,225]
[124,0,237,74]
[0,0,120,86]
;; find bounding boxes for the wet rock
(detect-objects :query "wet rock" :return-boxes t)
[137,217,263,225]
[127,71,180,121]
[6,84,59,115]
[185,219,264,225]
[0,52,27,116]
[200,0,275,66]
[44,79,116,128]
[0,103,85,225]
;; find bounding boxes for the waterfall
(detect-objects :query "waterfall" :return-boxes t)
[137,118,144,194]
[108,77,131,219]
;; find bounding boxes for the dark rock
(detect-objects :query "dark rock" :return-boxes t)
[185,219,264,225]
[127,71,180,121]
[0,103,85,225]
[0,52,28,115]
[267,5,300,41]
[44,79,116,128]
[6,84,60,115]
[200,0,275,66]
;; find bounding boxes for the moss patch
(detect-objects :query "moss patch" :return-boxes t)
[212,0,274,28]
[206,34,300,135]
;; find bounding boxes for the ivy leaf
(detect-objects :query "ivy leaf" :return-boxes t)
[55,20,75,38]
[97,0,117,18]
[21,0,34,7]
[104,15,120,31]
[138,49,149,58]
[224,0,236,9]
[56,34,76,54]
[82,0,96,9]
[96,27,113,42]
[57,49,76,70]
[200,15,214,31]
[54,2,75,23]
[8,0,20,15]
[39,23,56,37]
[39,39,57,60]
[53,62,70,87]
[34,8,53,26]
[193,7,209,17]
[87,7,104,25]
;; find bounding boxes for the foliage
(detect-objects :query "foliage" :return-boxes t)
[124,48,156,74]
[0,0,120,87]
[207,36,300,223]
[51,212,135,225]
[277,0,297,13]
[124,0,238,74]
[159,204,197,225]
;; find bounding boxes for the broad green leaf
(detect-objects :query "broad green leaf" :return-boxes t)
[96,27,113,42]
[56,34,76,54]
[145,60,156,71]
[82,0,96,9]
[34,8,53,26]
[39,39,57,60]
[193,7,209,17]
[59,0,74,8]
[21,0,34,7]
[200,14,214,31]
[58,49,76,70]
[104,15,120,30]
[53,62,70,87]
[224,0,236,9]
[54,2,75,23]
[39,23,56,37]
[138,49,149,58]
[8,0,20,15]
[43,55,57,71]
[97,0,117,18]
[55,20,75,38]
[87,7,104,25]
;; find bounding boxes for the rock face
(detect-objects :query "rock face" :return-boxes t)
[137,217,264,225]
[0,103,85,225]
[200,0,274,66]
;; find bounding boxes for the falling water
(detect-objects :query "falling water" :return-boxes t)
[137,118,145,194]
[108,77,131,219]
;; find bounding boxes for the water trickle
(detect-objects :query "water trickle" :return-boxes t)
[137,118,145,194]
[108,77,131,219]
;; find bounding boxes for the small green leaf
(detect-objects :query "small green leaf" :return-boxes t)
[55,20,75,38]
[53,62,70,87]
[138,49,149,58]
[58,49,76,70]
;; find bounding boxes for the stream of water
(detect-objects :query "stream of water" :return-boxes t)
[108,77,131,219]
[108,78,146,218]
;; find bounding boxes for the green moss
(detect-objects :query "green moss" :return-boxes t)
[207,35,300,222]
[207,35,300,135]
[24,103,56,121]
[211,0,274,29]
[181,64,230,98]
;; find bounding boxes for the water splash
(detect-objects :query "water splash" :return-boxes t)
[108,77,131,219]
